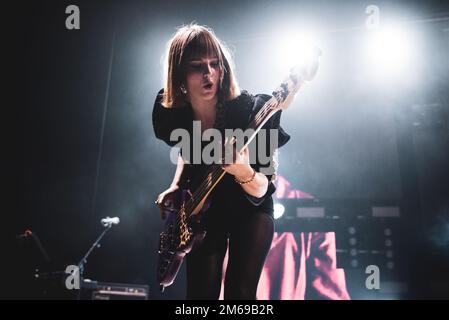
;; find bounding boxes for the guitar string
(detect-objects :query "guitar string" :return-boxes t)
[180,97,281,219]
[176,91,286,227]
[179,93,284,221]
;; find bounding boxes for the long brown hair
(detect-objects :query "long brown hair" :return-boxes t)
[162,23,240,108]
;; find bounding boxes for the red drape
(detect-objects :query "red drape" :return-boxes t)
[219,175,350,300]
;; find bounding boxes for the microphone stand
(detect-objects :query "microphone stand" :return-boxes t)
[76,222,113,300]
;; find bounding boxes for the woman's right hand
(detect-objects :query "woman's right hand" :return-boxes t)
[155,185,181,220]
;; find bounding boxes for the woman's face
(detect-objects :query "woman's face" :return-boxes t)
[185,56,221,103]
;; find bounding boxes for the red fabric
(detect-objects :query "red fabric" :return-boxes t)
[257,231,350,300]
[219,175,350,300]
[274,175,315,200]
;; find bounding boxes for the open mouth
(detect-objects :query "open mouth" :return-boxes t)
[203,83,213,90]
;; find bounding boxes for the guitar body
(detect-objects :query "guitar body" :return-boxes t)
[157,187,209,290]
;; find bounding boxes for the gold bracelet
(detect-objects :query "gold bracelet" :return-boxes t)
[234,168,256,185]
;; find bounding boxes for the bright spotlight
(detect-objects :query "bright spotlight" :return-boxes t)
[273,203,285,220]
[275,33,318,73]
[365,27,414,74]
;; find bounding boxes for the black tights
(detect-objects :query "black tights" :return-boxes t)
[186,211,274,300]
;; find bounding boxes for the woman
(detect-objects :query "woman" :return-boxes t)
[153,23,290,299]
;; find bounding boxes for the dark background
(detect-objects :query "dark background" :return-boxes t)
[5,0,449,299]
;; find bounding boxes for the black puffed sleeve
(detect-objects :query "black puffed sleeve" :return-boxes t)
[152,88,193,146]
[240,92,291,206]
[250,93,290,179]
[252,93,291,148]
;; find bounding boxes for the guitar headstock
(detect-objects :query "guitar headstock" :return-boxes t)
[289,46,322,83]
[271,46,322,109]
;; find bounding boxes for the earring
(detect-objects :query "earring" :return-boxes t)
[180,84,187,94]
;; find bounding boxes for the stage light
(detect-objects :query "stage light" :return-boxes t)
[275,32,318,74]
[365,26,414,74]
[273,203,285,219]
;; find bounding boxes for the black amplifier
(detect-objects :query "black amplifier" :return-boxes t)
[82,280,149,300]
